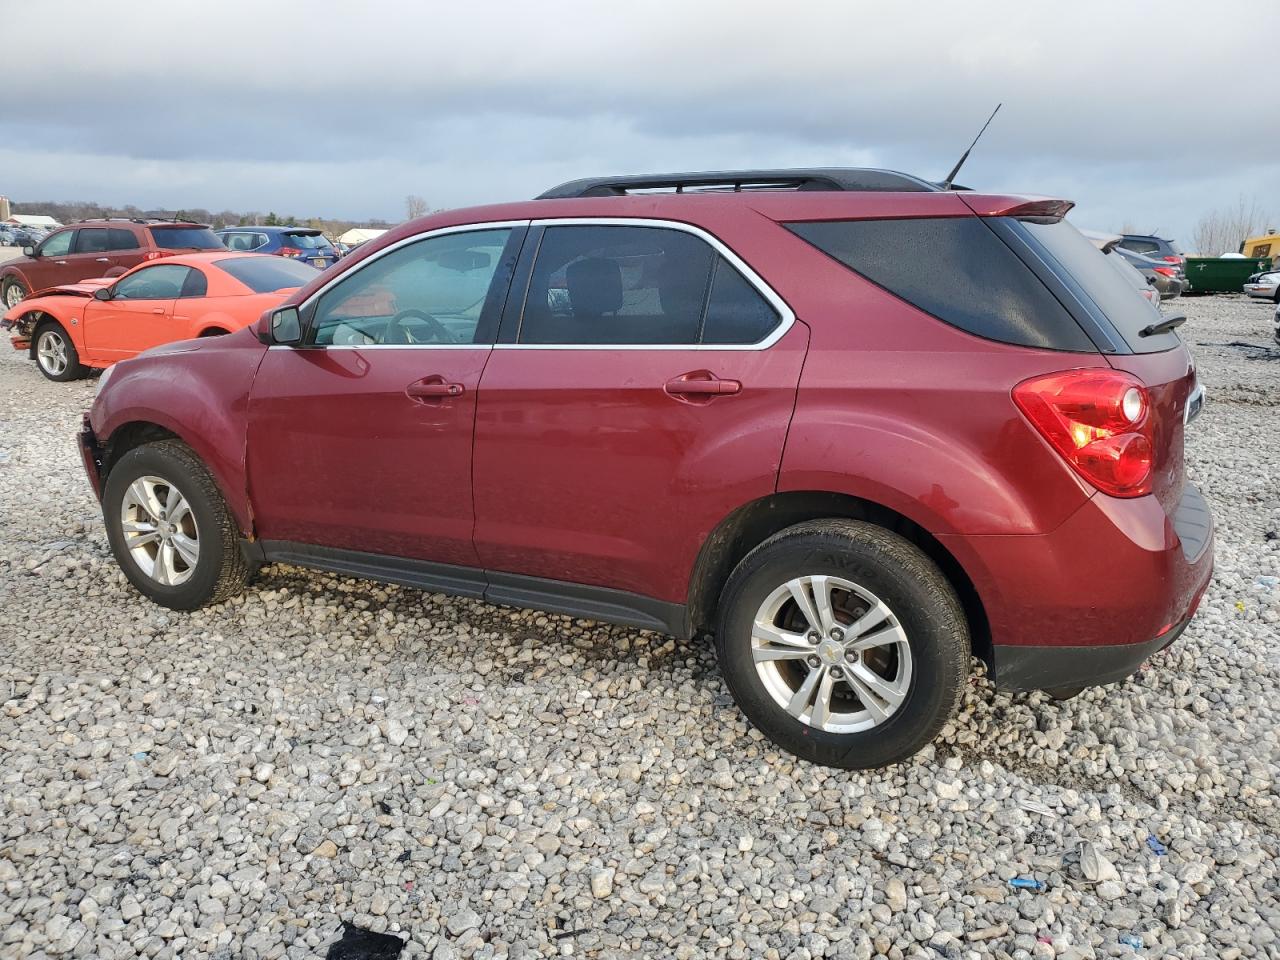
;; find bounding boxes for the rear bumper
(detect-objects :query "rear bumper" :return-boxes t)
[994,617,1192,692]
[78,414,105,500]
[942,482,1214,692]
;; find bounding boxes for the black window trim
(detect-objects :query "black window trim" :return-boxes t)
[497,217,793,351]
[292,222,530,350]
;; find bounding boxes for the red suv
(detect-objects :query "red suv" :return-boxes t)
[1,219,223,308]
[79,169,1213,768]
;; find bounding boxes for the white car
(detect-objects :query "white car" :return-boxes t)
[1273,298,1280,345]
[1244,270,1279,301]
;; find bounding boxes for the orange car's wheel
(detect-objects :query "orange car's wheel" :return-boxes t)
[33,321,86,382]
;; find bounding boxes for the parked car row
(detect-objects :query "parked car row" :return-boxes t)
[1244,267,1280,302]
[0,220,347,310]
[0,224,53,248]
[52,166,1211,770]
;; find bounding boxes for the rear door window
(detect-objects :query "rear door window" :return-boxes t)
[75,228,109,254]
[517,224,782,346]
[787,217,1095,351]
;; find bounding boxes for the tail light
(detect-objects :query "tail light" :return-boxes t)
[1161,255,1185,265]
[144,250,173,261]
[1013,369,1154,497]
[1153,266,1177,277]
[277,246,303,259]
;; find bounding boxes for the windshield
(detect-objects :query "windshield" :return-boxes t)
[149,226,222,250]
[215,256,317,292]
[283,232,333,250]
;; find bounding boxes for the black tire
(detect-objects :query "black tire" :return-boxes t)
[103,440,255,610]
[715,519,970,769]
[32,321,86,381]
[2,277,27,309]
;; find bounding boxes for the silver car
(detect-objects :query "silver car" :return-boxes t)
[1244,270,1279,302]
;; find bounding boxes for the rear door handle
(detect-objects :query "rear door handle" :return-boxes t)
[664,373,742,397]
[406,376,464,400]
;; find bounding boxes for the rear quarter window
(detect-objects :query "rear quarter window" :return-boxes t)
[786,217,1095,351]
[149,227,222,250]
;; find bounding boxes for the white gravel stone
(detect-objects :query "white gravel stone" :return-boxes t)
[0,295,1276,958]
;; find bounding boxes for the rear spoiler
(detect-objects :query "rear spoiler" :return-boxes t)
[960,195,1075,222]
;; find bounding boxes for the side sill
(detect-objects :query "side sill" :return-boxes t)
[258,540,691,638]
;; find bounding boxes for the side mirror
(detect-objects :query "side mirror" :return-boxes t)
[22,246,35,257]
[266,306,302,345]
[93,287,112,301]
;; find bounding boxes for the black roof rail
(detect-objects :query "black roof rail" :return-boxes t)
[537,167,945,199]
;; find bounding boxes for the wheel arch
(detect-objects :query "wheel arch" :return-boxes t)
[687,490,993,671]
[96,415,254,536]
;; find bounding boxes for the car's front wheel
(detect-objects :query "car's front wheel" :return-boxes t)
[103,440,255,610]
[2,277,27,309]
[715,520,970,769]
[33,322,86,381]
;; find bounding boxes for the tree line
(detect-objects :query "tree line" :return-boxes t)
[7,199,399,241]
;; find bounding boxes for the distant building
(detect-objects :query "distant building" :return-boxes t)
[0,197,9,221]
[338,228,388,246]
[5,213,61,228]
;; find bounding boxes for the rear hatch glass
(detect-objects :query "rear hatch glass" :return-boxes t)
[149,226,223,250]
[1017,219,1180,354]
[283,231,333,251]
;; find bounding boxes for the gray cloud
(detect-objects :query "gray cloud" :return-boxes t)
[3,0,1277,241]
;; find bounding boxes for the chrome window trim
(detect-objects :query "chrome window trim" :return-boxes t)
[502,217,795,351]
[292,216,794,352]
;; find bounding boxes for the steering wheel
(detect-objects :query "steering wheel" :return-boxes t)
[383,309,451,345]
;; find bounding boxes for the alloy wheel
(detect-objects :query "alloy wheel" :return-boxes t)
[36,329,69,376]
[751,574,913,733]
[119,475,200,586]
[3,284,24,308]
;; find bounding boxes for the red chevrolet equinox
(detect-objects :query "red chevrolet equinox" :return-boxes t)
[79,169,1213,769]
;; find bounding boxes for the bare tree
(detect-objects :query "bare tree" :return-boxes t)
[1190,195,1274,256]
[405,194,428,220]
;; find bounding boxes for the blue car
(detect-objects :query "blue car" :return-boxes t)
[215,226,339,269]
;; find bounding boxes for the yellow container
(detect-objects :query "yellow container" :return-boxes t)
[1242,232,1280,266]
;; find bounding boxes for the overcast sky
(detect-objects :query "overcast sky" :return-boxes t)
[3,1,1276,243]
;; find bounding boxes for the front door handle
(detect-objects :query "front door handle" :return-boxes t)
[406,376,464,401]
[95,257,111,263]
[151,307,165,314]
[664,372,742,398]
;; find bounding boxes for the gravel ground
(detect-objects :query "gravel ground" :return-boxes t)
[0,295,1277,960]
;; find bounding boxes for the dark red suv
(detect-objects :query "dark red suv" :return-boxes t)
[79,169,1213,768]
[1,219,223,308]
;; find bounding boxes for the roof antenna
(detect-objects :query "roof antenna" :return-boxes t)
[940,103,1001,189]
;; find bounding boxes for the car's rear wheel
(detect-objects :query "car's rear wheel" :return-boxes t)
[103,440,255,610]
[2,278,26,309]
[715,519,970,769]
[33,322,86,381]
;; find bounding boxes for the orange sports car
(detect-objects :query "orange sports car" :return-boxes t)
[1,252,320,381]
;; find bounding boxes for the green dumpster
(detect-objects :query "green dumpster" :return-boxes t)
[1183,256,1271,294]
